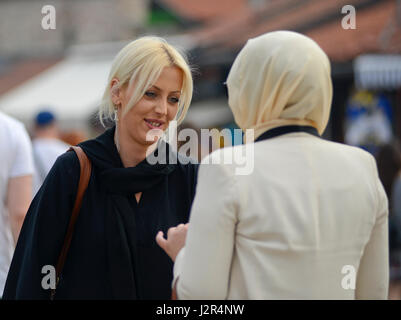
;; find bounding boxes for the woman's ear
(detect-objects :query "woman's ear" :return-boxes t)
[110,78,121,108]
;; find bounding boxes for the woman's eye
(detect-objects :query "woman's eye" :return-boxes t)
[169,97,180,104]
[145,91,157,98]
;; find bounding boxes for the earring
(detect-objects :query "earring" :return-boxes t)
[113,103,119,122]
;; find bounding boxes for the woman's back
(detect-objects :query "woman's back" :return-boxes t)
[178,131,388,299]
[228,132,387,299]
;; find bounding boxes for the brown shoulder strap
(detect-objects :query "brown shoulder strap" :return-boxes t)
[50,146,92,299]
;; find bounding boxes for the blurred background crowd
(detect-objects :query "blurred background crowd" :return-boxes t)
[0,0,401,299]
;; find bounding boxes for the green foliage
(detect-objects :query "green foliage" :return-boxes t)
[148,8,179,26]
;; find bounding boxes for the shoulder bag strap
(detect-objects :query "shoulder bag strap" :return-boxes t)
[50,146,92,300]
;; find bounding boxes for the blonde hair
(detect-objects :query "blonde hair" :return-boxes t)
[99,36,193,127]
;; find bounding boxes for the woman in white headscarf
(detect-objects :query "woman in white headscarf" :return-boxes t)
[156,31,389,299]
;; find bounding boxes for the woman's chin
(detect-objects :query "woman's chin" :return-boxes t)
[140,133,161,146]
[143,128,164,143]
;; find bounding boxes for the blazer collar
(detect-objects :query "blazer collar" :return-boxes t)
[255,125,320,142]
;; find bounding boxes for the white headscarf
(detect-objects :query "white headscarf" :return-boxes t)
[226,31,333,142]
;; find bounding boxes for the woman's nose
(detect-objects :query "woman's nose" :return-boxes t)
[155,99,168,115]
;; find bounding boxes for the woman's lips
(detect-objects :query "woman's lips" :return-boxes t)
[144,119,164,130]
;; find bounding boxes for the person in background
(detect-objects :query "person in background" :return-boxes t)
[32,110,70,195]
[376,142,401,299]
[0,111,34,298]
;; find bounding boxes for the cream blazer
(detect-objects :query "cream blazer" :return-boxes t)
[173,132,389,299]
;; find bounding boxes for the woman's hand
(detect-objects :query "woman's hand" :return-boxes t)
[156,223,189,262]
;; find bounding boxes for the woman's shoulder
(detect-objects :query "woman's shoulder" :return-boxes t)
[42,149,81,191]
[54,149,80,173]
[176,151,199,172]
[176,151,198,166]
[164,141,199,171]
[171,151,199,192]
[29,149,81,218]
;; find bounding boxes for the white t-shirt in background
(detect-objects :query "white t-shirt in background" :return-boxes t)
[32,138,70,195]
[0,111,34,296]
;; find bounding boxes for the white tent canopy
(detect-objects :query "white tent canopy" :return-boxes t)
[0,36,232,131]
[0,56,112,130]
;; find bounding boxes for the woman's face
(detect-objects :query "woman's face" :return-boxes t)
[116,66,183,147]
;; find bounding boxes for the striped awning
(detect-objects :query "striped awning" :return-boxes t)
[354,54,401,90]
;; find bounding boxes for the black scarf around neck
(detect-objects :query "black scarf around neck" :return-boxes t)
[78,126,177,299]
[79,126,176,195]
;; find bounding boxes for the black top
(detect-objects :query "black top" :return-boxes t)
[3,127,198,300]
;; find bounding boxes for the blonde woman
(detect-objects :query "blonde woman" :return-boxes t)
[3,36,198,300]
[157,31,389,299]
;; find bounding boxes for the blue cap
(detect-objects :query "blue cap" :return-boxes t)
[35,110,55,126]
